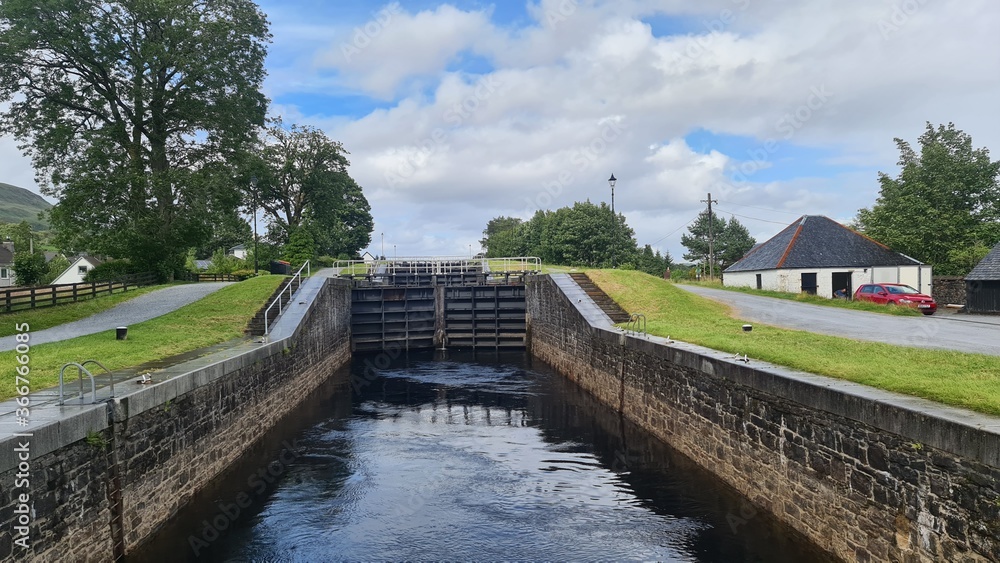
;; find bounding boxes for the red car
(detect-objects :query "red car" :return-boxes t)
[853,283,937,315]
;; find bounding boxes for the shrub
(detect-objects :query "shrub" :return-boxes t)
[230,269,257,280]
[84,260,140,282]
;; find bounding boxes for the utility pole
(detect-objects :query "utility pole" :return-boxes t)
[701,192,718,279]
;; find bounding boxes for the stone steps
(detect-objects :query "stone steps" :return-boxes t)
[245,276,295,336]
[568,272,632,323]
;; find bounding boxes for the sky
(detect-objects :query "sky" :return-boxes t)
[4,0,1000,262]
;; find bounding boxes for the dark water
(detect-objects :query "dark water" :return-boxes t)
[132,350,831,562]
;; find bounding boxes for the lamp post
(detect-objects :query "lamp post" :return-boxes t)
[381,232,384,260]
[608,173,617,268]
[250,174,259,274]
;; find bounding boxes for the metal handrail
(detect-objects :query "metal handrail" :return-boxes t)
[625,313,647,336]
[57,359,115,405]
[333,257,542,279]
[263,260,310,336]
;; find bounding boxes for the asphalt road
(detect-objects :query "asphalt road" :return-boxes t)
[677,285,1000,357]
[0,282,232,352]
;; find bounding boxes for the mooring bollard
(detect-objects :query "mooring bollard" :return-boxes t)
[116,326,128,340]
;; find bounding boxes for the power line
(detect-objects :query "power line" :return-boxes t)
[716,208,790,225]
[716,200,800,216]
[645,214,700,247]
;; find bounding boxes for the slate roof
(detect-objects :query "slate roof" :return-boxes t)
[0,246,12,265]
[725,215,923,272]
[966,242,1000,281]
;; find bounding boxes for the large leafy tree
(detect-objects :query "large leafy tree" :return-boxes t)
[856,123,1000,275]
[481,201,653,269]
[681,212,755,276]
[0,0,270,278]
[252,120,373,258]
[480,216,526,257]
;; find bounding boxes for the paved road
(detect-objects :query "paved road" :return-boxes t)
[0,282,232,352]
[677,285,1000,357]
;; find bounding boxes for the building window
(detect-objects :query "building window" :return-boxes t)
[0,268,8,279]
[78,265,88,275]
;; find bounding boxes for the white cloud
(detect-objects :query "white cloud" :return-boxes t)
[6,0,1000,261]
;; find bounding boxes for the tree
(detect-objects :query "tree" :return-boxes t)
[282,227,317,269]
[856,123,1000,275]
[0,0,270,279]
[480,216,526,257]
[681,213,755,276]
[252,120,373,257]
[41,254,71,285]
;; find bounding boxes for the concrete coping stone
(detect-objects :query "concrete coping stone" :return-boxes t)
[0,275,340,472]
[552,273,1000,468]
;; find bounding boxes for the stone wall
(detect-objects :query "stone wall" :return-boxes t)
[526,274,1000,562]
[0,276,352,562]
[933,276,966,307]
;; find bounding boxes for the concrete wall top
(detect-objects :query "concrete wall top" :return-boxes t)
[537,273,1000,468]
[0,274,349,472]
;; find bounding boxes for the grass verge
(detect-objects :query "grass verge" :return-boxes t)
[0,275,285,401]
[677,279,921,316]
[588,270,1000,416]
[0,283,184,337]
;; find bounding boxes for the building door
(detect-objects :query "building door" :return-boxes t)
[755,274,762,290]
[831,272,852,298]
[801,272,818,295]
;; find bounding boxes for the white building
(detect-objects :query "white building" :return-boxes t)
[228,244,248,260]
[52,255,105,285]
[724,215,932,298]
[0,243,13,288]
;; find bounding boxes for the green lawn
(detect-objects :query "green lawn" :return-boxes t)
[0,275,285,401]
[0,283,183,338]
[588,270,1000,416]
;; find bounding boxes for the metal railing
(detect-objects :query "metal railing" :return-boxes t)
[625,313,647,336]
[333,256,542,278]
[263,260,311,336]
[58,360,114,405]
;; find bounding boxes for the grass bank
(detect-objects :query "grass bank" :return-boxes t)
[0,283,183,338]
[588,270,1000,416]
[0,275,285,401]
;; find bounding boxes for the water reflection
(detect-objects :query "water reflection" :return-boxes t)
[132,350,830,562]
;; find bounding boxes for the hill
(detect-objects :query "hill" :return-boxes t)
[0,182,51,230]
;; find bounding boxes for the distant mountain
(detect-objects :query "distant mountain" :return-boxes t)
[0,183,51,230]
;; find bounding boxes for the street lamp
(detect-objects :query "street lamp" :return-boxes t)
[250,174,259,274]
[381,232,384,260]
[608,173,617,268]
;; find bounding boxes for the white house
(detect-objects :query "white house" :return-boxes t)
[723,215,932,298]
[52,255,105,285]
[228,244,248,260]
[0,243,13,288]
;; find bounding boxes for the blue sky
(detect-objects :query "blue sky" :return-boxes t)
[5,0,1000,261]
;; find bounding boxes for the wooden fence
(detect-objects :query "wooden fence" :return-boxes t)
[1,272,157,313]
[183,273,243,282]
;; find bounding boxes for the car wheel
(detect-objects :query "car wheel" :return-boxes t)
[922,311,934,315]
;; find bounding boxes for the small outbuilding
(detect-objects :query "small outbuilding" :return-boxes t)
[724,215,932,298]
[965,242,1000,314]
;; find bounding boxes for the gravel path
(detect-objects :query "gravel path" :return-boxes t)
[0,282,233,352]
[677,285,1000,357]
